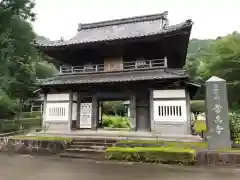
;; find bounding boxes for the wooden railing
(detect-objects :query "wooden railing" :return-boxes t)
[60,57,167,74]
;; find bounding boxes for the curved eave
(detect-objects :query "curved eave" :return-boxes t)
[35,20,193,50]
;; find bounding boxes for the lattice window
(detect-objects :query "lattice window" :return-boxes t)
[158,105,182,117]
[49,107,66,117]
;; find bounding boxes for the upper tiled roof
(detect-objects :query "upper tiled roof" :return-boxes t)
[36,11,193,47]
[39,69,187,86]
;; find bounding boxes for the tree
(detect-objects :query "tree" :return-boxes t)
[196,32,240,108]
[0,0,36,117]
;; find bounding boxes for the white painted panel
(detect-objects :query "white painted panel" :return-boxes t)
[47,93,70,101]
[45,102,69,121]
[72,103,77,121]
[153,89,186,98]
[73,93,78,101]
[153,100,187,122]
[80,103,92,128]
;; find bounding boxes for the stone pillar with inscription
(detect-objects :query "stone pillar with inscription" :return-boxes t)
[205,76,231,149]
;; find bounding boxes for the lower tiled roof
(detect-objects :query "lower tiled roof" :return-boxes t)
[40,69,187,86]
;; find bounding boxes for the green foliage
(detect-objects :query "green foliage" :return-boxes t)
[0,89,22,118]
[190,100,205,113]
[117,140,208,149]
[186,39,215,82]
[106,146,196,164]
[0,117,42,133]
[102,114,130,128]
[102,101,125,116]
[229,112,240,142]
[194,120,207,133]
[33,60,59,79]
[0,1,58,119]
[187,33,240,107]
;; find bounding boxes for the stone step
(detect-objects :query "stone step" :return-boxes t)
[73,138,118,143]
[72,141,115,146]
[66,148,105,154]
[69,144,109,150]
[60,152,105,160]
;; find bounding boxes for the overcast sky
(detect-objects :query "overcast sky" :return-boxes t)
[33,0,240,41]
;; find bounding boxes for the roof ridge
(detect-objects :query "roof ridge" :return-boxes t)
[78,11,168,31]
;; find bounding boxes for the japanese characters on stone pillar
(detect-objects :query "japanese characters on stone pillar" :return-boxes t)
[205,76,231,149]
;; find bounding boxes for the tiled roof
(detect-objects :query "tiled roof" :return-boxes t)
[39,69,187,86]
[36,12,193,47]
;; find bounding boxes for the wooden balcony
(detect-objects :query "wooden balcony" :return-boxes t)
[60,58,167,75]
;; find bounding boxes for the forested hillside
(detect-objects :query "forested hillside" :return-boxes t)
[186,32,240,109]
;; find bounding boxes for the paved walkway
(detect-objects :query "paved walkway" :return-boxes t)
[0,154,239,180]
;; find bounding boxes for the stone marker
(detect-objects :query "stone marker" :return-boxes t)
[205,76,231,149]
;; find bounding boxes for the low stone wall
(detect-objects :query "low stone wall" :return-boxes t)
[0,137,71,155]
[196,151,240,165]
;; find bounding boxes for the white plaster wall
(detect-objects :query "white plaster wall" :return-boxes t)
[45,102,69,122]
[153,100,187,122]
[153,89,186,98]
[47,93,70,101]
[72,102,77,121]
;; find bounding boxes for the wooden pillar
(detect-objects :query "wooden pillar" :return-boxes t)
[149,89,155,132]
[76,92,81,129]
[129,93,136,131]
[68,92,73,132]
[186,91,191,135]
[91,93,98,130]
[42,93,47,131]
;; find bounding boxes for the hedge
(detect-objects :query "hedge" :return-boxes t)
[116,140,208,149]
[106,146,196,165]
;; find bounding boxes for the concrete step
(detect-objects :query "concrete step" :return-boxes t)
[69,144,109,150]
[66,148,105,154]
[60,152,105,160]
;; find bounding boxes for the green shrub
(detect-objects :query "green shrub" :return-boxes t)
[102,115,130,128]
[194,120,207,133]
[0,120,21,133]
[106,146,196,165]
[190,100,205,113]
[0,117,42,133]
[0,90,22,119]
[229,112,240,142]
